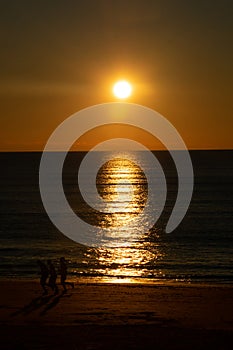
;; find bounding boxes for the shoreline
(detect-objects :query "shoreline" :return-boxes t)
[1,276,233,288]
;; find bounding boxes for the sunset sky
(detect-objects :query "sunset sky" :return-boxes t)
[1,0,232,151]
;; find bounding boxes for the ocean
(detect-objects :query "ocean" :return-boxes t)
[0,150,232,284]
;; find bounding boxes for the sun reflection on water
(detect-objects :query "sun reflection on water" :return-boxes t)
[79,153,165,282]
[82,244,164,283]
[96,157,148,226]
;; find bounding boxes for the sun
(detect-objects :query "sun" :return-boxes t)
[113,80,132,99]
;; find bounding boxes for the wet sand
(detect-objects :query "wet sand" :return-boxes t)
[0,280,233,349]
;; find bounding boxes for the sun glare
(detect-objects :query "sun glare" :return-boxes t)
[113,80,132,99]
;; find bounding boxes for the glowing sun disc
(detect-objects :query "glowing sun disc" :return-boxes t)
[113,80,132,99]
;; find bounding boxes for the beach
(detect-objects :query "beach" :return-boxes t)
[0,280,233,349]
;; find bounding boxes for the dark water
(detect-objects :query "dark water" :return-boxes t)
[0,151,232,284]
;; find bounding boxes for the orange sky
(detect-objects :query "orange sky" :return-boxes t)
[1,1,232,151]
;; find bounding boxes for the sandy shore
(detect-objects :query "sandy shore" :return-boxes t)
[0,280,233,349]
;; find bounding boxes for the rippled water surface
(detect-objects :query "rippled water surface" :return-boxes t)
[0,151,232,284]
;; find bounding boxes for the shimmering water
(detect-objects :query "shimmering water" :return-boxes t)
[0,151,232,284]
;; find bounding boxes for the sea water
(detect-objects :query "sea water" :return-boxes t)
[0,151,232,284]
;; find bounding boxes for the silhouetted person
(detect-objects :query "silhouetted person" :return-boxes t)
[37,260,49,295]
[47,259,58,294]
[60,257,74,292]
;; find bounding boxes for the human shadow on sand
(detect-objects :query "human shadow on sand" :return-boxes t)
[40,290,72,316]
[11,290,72,317]
[11,294,54,316]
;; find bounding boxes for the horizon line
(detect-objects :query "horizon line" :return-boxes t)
[0,148,233,153]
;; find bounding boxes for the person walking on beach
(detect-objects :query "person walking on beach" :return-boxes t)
[60,257,74,292]
[47,260,58,294]
[37,260,49,295]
